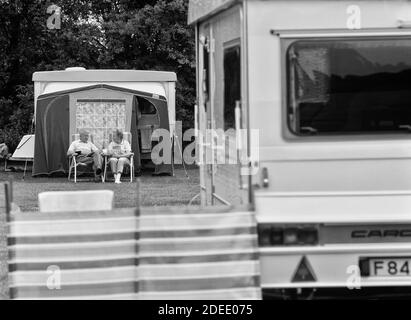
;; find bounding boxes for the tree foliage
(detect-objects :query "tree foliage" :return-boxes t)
[0,0,195,150]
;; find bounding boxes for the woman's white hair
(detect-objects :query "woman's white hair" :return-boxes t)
[114,129,123,140]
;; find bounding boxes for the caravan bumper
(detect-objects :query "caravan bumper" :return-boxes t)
[260,243,411,289]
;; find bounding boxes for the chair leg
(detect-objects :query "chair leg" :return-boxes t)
[4,157,12,172]
[74,164,77,183]
[130,163,133,183]
[68,162,72,181]
[130,156,134,183]
[103,157,107,183]
[23,159,28,179]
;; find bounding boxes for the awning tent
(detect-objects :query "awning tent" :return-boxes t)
[33,84,172,176]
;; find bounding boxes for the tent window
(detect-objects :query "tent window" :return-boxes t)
[76,99,126,148]
[224,44,241,130]
[138,97,157,114]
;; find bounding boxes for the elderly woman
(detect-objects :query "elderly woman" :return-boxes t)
[107,130,133,184]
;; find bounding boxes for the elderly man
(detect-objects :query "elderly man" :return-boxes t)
[67,130,103,181]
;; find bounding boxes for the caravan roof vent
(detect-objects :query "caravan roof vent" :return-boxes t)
[65,67,86,71]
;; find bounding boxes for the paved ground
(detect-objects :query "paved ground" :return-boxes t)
[0,166,200,299]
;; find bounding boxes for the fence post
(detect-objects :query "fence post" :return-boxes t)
[4,179,14,222]
[4,182,10,221]
[2,181,11,299]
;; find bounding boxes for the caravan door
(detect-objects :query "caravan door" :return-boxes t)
[198,5,248,206]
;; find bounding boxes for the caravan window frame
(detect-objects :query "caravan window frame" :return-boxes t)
[223,38,241,130]
[282,35,411,141]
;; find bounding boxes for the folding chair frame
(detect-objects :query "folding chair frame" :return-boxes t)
[67,133,104,183]
[68,155,102,183]
[102,132,135,183]
[67,155,81,183]
[103,154,134,183]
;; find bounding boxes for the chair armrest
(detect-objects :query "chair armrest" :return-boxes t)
[68,154,80,166]
[104,153,134,160]
[111,153,134,158]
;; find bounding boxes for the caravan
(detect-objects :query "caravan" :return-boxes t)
[189,0,411,298]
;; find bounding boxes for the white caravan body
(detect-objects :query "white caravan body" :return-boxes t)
[189,0,411,297]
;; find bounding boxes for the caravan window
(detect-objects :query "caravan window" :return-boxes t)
[224,44,241,130]
[287,38,411,135]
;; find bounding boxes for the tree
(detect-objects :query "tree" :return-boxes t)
[0,0,196,150]
[97,0,196,129]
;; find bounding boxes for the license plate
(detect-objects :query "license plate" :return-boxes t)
[368,258,411,277]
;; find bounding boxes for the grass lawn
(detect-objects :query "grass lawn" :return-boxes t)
[0,166,200,299]
[0,167,200,211]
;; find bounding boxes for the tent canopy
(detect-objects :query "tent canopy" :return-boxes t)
[32,69,176,138]
[33,84,172,176]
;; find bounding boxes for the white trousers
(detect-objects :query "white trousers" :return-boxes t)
[109,157,130,174]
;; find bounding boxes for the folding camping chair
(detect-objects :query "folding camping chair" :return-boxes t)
[103,132,135,183]
[68,133,102,183]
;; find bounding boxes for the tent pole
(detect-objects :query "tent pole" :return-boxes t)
[22,159,28,180]
[21,117,35,180]
[171,134,175,177]
[174,132,189,179]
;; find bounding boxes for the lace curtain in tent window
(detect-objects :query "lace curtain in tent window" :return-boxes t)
[75,100,126,149]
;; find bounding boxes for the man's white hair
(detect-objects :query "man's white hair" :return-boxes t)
[79,129,89,136]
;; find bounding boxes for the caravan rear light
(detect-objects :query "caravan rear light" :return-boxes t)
[258,224,319,246]
[257,225,273,246]
[298,228,318,245]
[270,228,284,245]
[283,228,299,245]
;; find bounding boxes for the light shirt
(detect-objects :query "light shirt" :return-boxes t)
[68,140,98,155]
[108,140,131,156]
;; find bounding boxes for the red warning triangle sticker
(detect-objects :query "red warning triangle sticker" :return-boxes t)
[291,256,317,282]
